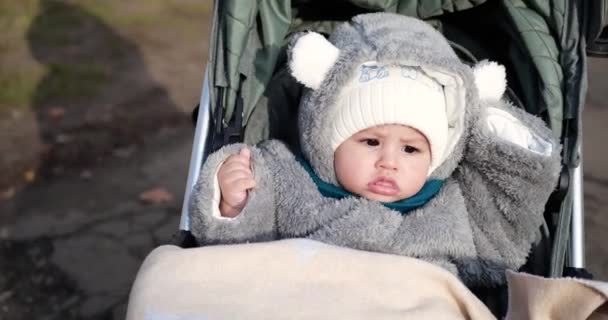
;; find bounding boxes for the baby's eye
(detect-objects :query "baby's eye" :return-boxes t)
[360,139,380,146]
[402,145,419,154]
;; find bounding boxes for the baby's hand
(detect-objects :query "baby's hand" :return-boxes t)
[218,148,257,217]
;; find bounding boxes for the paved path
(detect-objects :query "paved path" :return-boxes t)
[582,57,608,279]
[0,126,190,319]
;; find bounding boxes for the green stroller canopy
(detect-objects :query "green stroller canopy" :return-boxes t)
[207,0,591,163]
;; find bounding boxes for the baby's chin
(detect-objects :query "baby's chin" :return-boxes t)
[357,190,408,203]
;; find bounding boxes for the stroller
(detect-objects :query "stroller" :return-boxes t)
[176,0,608,315]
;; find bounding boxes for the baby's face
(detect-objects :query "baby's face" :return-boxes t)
[334,124,431,202]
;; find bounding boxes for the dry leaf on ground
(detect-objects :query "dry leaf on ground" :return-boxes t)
[1,187,16,201]
[23,170,36,183]
[139,187,174,205]
[47,107,66,121]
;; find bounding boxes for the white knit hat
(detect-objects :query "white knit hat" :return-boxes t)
[330,63,449,174]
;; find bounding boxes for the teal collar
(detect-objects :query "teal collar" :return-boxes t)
[297,158,443,214]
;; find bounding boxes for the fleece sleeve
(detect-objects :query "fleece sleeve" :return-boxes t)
[456,99,562,276]
[258,140,410,253]
[189,143,277,245]
[189,139,400,248]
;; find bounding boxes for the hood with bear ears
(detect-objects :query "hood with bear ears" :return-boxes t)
[289,13,506,185]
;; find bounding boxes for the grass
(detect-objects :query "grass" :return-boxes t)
[0,68,44,110]
[87,1,213,30]
[37,63,110,101]
[0,62,109,113]
[0,0,213,114]
[0,1,42,111]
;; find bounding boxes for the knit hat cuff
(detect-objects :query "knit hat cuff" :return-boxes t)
[330,66,449,174]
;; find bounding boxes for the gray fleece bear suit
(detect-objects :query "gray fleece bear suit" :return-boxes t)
[190,13,561,288]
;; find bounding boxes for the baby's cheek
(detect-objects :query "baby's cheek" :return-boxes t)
[405,161,430,184]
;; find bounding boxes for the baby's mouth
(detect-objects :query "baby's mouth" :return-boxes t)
[367,177,400,196]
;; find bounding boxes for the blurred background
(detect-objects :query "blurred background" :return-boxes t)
[0,1,606,319]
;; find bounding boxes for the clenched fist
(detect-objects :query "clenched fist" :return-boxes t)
[218,148,257,217]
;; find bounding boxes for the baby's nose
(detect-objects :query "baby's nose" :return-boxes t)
[377,150,398,170]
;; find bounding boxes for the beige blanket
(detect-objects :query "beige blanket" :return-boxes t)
[126,239,608,320]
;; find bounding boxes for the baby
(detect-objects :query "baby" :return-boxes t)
[190,13,561,288]
[219,66,440,217]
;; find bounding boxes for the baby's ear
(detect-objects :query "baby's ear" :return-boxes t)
[472,61,506,101]
[288,32,340,90]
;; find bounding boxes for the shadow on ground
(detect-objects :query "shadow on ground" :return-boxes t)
[27,0,185,178]
[1,1,191,319]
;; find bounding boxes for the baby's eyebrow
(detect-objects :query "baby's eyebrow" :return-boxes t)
[357,129,385,138]
[399,137,425,144]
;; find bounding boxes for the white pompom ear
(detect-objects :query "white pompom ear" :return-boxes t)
[289,32,340,90]
[473,61,507,101]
